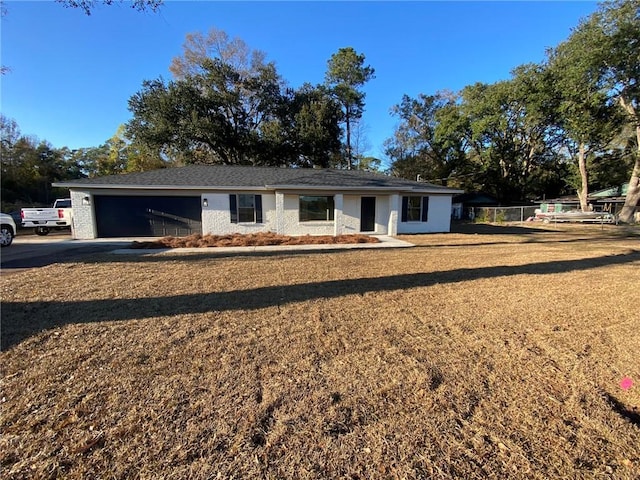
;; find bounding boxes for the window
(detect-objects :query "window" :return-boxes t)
[230,194,263,223]
[401,196,429,222]
[299,195,334,222]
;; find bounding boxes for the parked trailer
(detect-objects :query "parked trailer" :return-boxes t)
[535,210,615,224]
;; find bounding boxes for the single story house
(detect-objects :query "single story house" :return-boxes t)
[53,165,463,239]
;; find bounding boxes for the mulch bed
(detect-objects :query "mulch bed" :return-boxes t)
[130,232,380,249]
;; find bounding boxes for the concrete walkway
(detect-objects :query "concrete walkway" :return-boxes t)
[111,235,414,255]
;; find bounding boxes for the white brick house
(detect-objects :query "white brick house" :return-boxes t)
[53,165,463,239]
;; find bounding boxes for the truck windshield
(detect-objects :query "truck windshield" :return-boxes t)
[55,200,71,208]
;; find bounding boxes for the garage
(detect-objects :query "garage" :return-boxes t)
[94,196,202,237]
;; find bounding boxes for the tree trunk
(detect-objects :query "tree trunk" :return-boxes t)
[345,107,352,170]
[618,96,640,223]
[618,125,640,223]
[577,142,589,212]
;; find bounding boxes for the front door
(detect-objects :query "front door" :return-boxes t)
[360,196,376,232]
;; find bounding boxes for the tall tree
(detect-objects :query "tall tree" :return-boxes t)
[587,124,638,191]
[457,64,562,203]
[63,146,109,178]
[325,47,375,169]
[386,91,470,184]
[127,58,286,165]
[285,84,343,168]
[125,142,170,173]
[129,28,342,168]
[548,4,627,212]
[1,118,82,207]
[553,0,639,221]
[127,62,341,168]
[596,0,640,222]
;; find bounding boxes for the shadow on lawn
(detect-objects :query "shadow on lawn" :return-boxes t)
[604,393,640,427]
[450,222,639,237]
[2,250,639,350]
[450,223,552,235]
[409,235,639,250]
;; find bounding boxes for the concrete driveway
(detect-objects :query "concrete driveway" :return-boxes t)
[0,232,131,271]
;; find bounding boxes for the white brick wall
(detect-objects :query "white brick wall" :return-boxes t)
[397,195,453,234]
[376,196,390,234]
[70,190,97,239]
[388,194,399,236]
[202,192,277,235]
[342,195,360,233]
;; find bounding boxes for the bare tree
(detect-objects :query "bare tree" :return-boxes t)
[169,27,266,80]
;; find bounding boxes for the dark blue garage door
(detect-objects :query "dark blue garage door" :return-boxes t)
[94,196,202,237]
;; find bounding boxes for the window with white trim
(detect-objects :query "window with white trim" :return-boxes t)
[230,194,263,223]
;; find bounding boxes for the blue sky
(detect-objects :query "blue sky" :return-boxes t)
[1,1,598,164]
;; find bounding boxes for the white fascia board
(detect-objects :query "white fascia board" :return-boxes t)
[53,183,271,191]
[407,188,465,195]
[269,184,464,195]
[268,185,395,192]
[400,185,465,195]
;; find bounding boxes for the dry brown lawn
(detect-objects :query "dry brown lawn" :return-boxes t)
[1,223,639,479]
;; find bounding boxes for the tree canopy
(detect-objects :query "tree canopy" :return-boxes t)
[1,115,84,207]
[126,56,342,167]
[124,29,346,168]
[385,0,639,219]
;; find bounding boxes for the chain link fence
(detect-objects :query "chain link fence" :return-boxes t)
[469,205,640,224]
[470,206,539,223]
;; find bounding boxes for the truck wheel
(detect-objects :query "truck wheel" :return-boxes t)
[35,226,50,236]
[0,225,14,247]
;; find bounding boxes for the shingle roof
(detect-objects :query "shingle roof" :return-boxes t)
[53,165,462,194]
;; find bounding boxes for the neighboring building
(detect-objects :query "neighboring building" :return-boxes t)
[589,183,631,216]
[451,192,499,220]
[536,183,633,216]
[53,165,463,239]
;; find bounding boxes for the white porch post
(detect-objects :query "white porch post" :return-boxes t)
[388,194,399,236]
[334,193,344,236]
[275,191,285,235]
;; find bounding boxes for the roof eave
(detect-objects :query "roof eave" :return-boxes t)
[53,183,270,191]
[269,184,463,194]
[53,182,464,195]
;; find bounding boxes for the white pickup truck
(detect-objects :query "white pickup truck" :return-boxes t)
[21,198,73,236]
